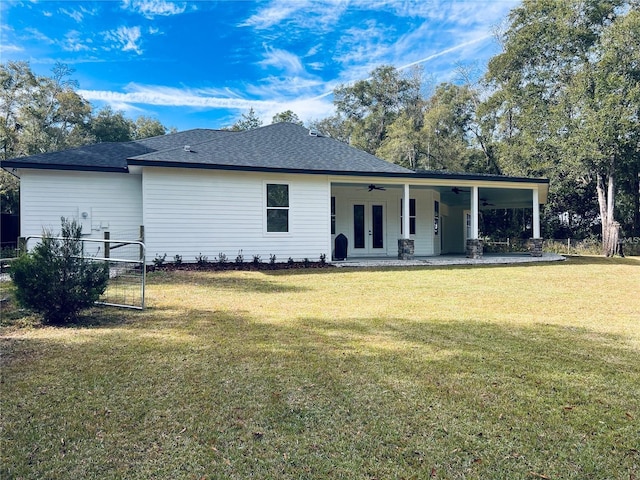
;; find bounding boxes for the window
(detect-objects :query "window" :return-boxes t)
[331,197,336,235]
[434,200,440,235]
[400,198,416,235]
[266,183,289,233]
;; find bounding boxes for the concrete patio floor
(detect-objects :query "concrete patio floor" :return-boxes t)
[333,253,566,268]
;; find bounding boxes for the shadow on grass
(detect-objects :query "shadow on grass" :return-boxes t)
[148,269,311,292]
[560,255,640,266]
[3,304,639,479]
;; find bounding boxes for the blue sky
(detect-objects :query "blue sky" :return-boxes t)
[1,0,520,132]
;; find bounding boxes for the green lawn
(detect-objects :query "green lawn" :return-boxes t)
[1,256,639,479]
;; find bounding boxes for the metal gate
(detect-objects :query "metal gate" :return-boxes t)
[24,235,146,310]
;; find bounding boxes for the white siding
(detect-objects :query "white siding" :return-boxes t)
[19,170,142,256]
[142,168,330,262]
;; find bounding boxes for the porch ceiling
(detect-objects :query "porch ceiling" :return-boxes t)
[331,182,536,209]
[439,186,534,209]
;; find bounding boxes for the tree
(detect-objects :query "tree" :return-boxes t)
[484,0,639,253]
[271,110,304,126]
[1,62,94,214]
[132,116,167,139]
[91,106,134,142]
[230,107,263,131]
[333,65,424,154]
[9,218,109,325]
[419,83,476,171]
[0,61,93,159]
[308,114,352,143]
[0,170,19,214]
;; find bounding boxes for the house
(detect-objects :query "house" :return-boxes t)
[1,122,549,263]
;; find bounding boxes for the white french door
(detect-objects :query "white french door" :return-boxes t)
[352,202,386,254]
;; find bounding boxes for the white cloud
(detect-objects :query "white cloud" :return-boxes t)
[333,20,395,68]
[121,0,187,19]
[58,5,98,23]
[24,27,55,45]
[103,26,143,55]
[59,8,84,22]
[77,82,335,127]
[0,43,24,53]
[240,0,347,33]
[79,84,278,110]
[258,46,305,75]
[240,0,311,29]
[62,30,92,52]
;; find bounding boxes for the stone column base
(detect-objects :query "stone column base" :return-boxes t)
[530,238,543,257]
[466,239,483,259]
[398,238,415,260]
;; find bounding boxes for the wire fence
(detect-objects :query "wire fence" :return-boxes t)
[19,235,146,310]
[482,237,639,256]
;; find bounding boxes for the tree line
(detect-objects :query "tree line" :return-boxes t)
[1,0,638,255]
[235,2,639,255]
[0,61,170,215]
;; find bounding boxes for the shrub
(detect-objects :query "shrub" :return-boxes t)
[196,253,208,267]
[235,249,244,265]
[217,252,227,265]
[153,253,167,267]
[9,218,109,325]
[252,254,262,266]
[173,254,182,265]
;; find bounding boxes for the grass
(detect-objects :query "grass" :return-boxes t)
[1,256,639,479]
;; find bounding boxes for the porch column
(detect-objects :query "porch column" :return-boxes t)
[532,188,540,238]
[402,184,410,240]
[466,186,483,258]
[471,186,479,239]
[398,183,415,259]
[530,187,543,257]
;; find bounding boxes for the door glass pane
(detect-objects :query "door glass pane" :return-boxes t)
[354,205,364,249]
[372,205,383,249]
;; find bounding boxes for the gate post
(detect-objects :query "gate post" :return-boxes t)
[104,231,110,259]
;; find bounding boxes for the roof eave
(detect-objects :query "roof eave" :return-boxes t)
[125,159,412,177]
[1,162,129,173]
[125,160,549,184]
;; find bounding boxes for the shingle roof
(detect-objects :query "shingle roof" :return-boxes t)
[0,123,547,185]
[1,129,231,172]
[128,123,414,175]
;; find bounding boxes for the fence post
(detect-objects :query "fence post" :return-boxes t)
[104,231,110,259]
[17,237,26,255]
[567,238,570,255]
[139,225,145,262]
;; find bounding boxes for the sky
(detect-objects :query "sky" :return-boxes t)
[1,0,521,132]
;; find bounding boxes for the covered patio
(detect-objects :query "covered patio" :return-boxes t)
[329,172,550,261]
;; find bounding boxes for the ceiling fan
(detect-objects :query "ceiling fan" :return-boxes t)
[367,184,386,191]
[481,198,495,206]
[451,187,469,194]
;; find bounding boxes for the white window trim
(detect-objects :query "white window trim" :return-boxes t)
[263,181,292,236]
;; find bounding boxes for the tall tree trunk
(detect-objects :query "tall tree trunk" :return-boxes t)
[596,156,618,256]
[634,164,640,236]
